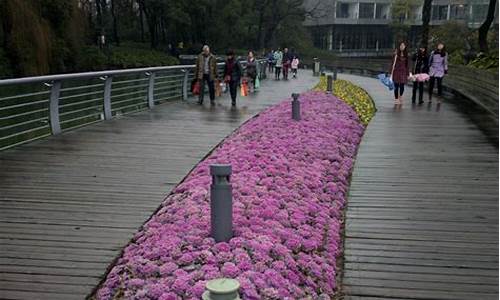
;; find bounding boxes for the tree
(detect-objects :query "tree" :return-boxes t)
[420,0,432,48]
[478,0,497,53]
[390,0,418,44]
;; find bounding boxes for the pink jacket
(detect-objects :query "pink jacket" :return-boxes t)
[291,58,299,69]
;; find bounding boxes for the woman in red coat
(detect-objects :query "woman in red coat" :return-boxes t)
[390,42,410,106]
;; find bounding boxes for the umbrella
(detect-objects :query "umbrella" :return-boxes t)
[377,73,394,91]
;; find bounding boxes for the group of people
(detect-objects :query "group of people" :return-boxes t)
[267,48,300,80]
[194,45,261,107]
[194,45,299,107]
[390,41,448,106]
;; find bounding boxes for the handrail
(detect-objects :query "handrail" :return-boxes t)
[0,59,268,151]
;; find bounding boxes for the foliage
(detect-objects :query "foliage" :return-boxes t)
[467,52,499,70]
[108,46,179,68]
[314,77,376,125]
[430,21,473,54]
[390,0,418,42]
[0,48,13,79]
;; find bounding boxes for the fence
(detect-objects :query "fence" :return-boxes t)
[0,60,267,151]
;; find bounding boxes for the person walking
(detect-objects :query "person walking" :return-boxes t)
[282,47,292,80]
[390,42,409,106]
[246,51,258,93]
[428,43,448,104]
[195,45,218,105]
[411,47,429,104]
[223,49,243,107]
[267,50,275,73]
[274,48,283,80]
[291,55,299,78]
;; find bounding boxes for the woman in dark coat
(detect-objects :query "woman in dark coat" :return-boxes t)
[390,42,409,106]
[411,47,429,104]
[223,49,243,107]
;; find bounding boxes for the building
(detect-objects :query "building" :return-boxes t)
[303,0,498,55]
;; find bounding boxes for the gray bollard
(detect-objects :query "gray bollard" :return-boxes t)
[326,75,333,93]
[210,164,233,243]
[333,68,338,81]
[291,93,300,121]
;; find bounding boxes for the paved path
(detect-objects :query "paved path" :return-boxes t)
[0,71,317,299]
[340,74,499,300]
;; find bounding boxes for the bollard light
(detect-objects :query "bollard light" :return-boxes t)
[202,278,240,300]
[291,93,300,121]
[210,164,233,243]
[326,75,333,93]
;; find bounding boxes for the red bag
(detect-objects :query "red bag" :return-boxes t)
[192,80,201,95]
[240,81,249,97]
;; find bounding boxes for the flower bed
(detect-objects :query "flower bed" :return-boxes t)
[314,77,376,125]
[95,91,366,300]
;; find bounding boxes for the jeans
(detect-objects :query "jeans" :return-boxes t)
[275,67,281,79]
[428,76,443,100]
[412,81,424,102]
[229,80,238,104]
[199,74,215,103]
[394,82,405,98]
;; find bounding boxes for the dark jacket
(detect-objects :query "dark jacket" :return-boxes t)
[195,53,218,80]
[223,58,243,83]
[412,52,429,74]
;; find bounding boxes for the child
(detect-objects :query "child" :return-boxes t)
[291,56,299,78]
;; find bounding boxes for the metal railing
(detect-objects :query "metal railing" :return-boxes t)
[0,60,267,151]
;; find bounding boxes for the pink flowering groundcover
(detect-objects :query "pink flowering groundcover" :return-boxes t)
[95,91,366,299]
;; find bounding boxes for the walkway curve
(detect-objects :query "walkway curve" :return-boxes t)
[340,74,499,300]
[0,71,317,300]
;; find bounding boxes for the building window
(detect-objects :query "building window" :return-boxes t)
[450,4,468,20]
[432,5,449,20]
[336,3,350,18]
[472,4,489,22]
[376,4,389,19]
[359,3,375,19]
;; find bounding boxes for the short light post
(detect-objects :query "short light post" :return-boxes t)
[326,74,333,93]
[292,93,300,121]
[210,164,233,243]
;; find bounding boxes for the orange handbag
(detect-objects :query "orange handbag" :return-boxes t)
[240,81,249,97]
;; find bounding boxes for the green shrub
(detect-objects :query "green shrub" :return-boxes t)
[0,48,13,79]
[108,46,179,69]
[76,46,108,71]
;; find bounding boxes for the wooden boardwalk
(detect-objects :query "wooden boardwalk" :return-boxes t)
[340,74,499,300]
[0,72,318,299]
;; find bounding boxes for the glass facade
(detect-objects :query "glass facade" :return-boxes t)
[432,5,449,20]
[359,3,375,19]
[375,4,390,19]
[472,4,489,21]
[336,3,351,18]
[450,4,468,20]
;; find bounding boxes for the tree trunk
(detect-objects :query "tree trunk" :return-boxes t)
[110,0,119,46]
[478,0,497,53]
[420,0,432,48]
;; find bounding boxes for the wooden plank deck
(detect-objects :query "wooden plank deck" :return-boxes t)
[0,72,318,299]
[340,74,499,300]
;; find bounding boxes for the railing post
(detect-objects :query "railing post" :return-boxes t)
[202,278,240,300]
[182,69,189,100]
[146,72,155,108]
[48,80,62,135]
[292,93,300,121]
[210,164,233,243]
[102,76,113,120]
